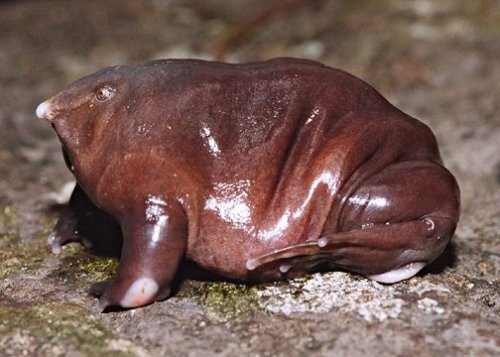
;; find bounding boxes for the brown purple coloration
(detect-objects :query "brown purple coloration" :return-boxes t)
[36,58,460,311]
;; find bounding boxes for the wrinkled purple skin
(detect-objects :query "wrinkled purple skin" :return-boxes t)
[37,58,460,311]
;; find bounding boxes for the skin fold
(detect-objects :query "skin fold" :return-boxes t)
[36,58,460,311]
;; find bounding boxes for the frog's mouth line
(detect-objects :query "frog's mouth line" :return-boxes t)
[62,146,76,173]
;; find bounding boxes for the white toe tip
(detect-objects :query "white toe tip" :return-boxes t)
[317,238,328,247]
[246,259,257,271]
[47,232,62,254]
[120,277,159,308]
[279,264,292,273]
[368,262,426,284]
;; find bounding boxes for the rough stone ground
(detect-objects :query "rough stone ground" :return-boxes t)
[0,0,499,356]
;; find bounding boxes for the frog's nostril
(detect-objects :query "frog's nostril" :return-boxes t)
[36,100,55,121]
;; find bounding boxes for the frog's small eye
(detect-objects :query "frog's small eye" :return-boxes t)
[94,86,115,102]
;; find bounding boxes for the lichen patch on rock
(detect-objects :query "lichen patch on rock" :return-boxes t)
[257,272,406,322]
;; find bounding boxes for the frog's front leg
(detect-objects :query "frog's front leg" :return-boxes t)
[49,184,121,255]
[89,197,187,311]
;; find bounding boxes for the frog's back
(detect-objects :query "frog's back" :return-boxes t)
[175,60,434,279]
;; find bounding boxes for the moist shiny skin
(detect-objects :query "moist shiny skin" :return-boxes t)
[36,58,460,311]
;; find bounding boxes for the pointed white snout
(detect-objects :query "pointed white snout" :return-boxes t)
[36,100,54,121]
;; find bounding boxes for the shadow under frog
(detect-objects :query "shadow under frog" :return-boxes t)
[36,58,460,311]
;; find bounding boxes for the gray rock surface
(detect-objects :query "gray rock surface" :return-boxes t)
[0,0,498,355]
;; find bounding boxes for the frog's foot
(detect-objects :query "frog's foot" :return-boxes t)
[246,241,324,274]
[88,198,188,311]
[366,262,427,284]
[48,212,86,254]
[48,231,71,254]
[246,216,455,283]
[49,184,123,255]
[89,277,171,312]
[48,184,97,254]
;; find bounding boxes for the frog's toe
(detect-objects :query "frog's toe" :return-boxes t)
[246,241,321,272]
[48,214,86,253]
[367,262,426,284]
[89,279,115,311]
[88,279,112,297]
[47,231,63,254]
[47,229,92,254]
[118,277,159,308]
[89,277,162,311]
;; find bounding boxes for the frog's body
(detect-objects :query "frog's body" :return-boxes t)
[36,58,460,310]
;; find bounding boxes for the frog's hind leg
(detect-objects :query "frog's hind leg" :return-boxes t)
[247,160,460,282]
[247,216,455,282]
